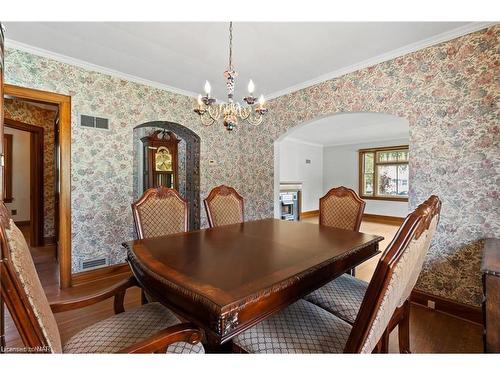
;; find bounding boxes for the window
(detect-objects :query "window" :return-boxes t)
[359,146,409,201]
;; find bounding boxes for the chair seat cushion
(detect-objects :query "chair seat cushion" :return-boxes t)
[233,299,352,353]
[304,274,368,324]
[63,302,204,354]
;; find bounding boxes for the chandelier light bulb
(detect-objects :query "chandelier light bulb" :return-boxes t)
[258,94,266,106]
[197,94,203,106]
[248,79,255,94]
[204,80,212,95]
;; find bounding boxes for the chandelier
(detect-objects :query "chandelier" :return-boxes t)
[193,22,268,131]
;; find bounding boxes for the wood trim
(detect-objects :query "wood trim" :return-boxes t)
[410,289,483,325]
[362,213,405,226]
[5,84,72,289]
[71,263,132,287]
[358,145,409,152]
[301,209,319,219]
[3,133,12,202]
[14,220,31,226]
[4,118,44,247]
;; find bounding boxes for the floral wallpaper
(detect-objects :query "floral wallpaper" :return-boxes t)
[4,98,57,239]
[4,46,241,273]
[245,25,499,306]
[4,25,499,306]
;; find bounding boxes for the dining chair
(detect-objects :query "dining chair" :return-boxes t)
[0,202,204,353]
[319,186,365,231]
[204,185,244,228]
[319,186,366,276]
[304,195,441,353]
[132,186,188,239]
[232,195,441,353]
[132,186,188,304]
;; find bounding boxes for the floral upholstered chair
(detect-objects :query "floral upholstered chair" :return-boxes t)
[305,195,441,353]
[0,202,204,354]
[132,187,188,239]
[204,185,244,228]
[232,196,441,354]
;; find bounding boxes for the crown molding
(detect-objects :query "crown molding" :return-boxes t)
[4,39,200,99]
[266,22,496,100]
[285,137,324,148]
[5,22,496,102]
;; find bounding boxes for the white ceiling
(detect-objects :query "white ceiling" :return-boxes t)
[3,22,486,101]
[285,112,409,147]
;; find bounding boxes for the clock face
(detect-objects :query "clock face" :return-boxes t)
[155,147,173,172]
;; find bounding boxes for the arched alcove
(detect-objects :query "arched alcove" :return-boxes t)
[133,121,201,230]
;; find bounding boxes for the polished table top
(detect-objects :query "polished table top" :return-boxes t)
[124,218,383,347]
[125,218,383,307]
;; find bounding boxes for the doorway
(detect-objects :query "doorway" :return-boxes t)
[4,118,45,247]
[3,84,72,288]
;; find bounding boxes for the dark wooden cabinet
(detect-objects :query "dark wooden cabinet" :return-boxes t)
[481,238,500,353]
[141,130,180,191]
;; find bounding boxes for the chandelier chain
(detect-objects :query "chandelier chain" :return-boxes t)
[228,22,233,70]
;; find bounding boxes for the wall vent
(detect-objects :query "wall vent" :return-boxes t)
[80,114,110,130]
[80,257,109,271]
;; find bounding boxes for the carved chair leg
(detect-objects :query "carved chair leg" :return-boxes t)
[398,300,411,353]
[380,329,389,353]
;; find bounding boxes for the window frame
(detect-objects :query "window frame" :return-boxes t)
[358,145,409,202]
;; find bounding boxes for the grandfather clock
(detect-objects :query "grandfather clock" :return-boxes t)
[141,129,180,191]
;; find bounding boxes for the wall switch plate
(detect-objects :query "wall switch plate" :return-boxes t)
[427,300,435,309]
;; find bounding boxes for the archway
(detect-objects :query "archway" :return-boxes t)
[273,112,410,219]
[133,121,201,230]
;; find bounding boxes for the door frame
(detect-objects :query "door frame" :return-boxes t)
[4,84,72,288]
[4,118,44,247]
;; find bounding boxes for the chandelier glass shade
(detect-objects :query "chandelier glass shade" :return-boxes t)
[193,22,268,131]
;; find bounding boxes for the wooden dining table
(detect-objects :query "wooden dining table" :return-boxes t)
[123,218,383,352]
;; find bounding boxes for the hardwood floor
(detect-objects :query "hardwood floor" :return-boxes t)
[3,220,483,353]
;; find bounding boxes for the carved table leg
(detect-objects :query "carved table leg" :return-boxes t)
[204,333,232,353]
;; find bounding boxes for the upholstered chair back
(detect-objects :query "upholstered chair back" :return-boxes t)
[0,203,62,353]
[204,185,244,228]
[132,187,188,239]
[344,196,441,353]
[319,187,366,231]
[399,211,440,306]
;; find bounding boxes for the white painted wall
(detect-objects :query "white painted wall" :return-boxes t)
[279,138,323,212]
[323,138,409,217]
[4,127,31,222]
